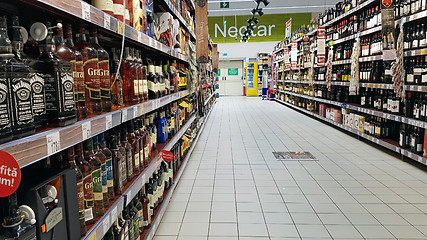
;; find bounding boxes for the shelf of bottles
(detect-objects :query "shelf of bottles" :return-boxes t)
[24,0,193,62]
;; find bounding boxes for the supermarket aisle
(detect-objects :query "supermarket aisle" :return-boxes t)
[154,96,427,240]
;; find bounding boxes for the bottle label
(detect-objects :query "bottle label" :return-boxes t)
[411,136,416,148]
[423,74,427,83]
[106,157,113,187]
[413,40,419,49]
[145,145,149,159]
[30,73,46,117]
[143,79,148,94]
[127,151,133,178]
[10,75,34,126]
[120,155,127,185]
[139,79,144,96]
[60,67,76,112]
[92,168,103,200]
[84,208,93,222]
[73,60,86,102]
[101,162,108,193]
[148,81,155,92]
[417,143,423,152]
[140,149,144,166]
[138,209,144,228]
[83,174,94,208]
[400,132,404,146]
[134,80,139,95]
[99,60,111,99]
[0,80,11,130]
[84,58,101,100]
[77,180,85,220]
[407,74,414,83]
[135,152,140,169]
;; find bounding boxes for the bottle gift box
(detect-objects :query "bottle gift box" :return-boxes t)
[155,12,173,47]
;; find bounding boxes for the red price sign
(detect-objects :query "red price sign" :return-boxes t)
[161,150,174,162]
[0,150,21,197]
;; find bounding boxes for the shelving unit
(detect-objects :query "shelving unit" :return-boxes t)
[272,0,427,166]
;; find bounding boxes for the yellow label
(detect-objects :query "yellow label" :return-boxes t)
[88,232,96,240]
[421,49,426,55]
[118,21,124,34]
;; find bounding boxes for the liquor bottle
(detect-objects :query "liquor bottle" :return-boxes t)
[157,65,165,97]
[99,132,114,201]
[109,134,125,195]
[65,24,87,120]
[122,207,134,240]
[118,213,130,240]
[404,25,412,49]
[163,61,170,95]
[141,57,148,101]
[134,119,144,170]
[410,127,423,154]
[414,56,423,84]
[90,27,112,112]
[121,47,139,103]
[150,114,157,151]
[135,50,144,102]
[141,193,151,229]
[145,180,154,217]
[406,58,415,84]
[422,56,427,86]
[127,121,140,176]
[157,111,168,143]
[83,138,105,218]
[93,135,109,207]
[129,201,140,240]
[110,48,124,110]
[142,117,151,167]
[64,147,86,236]
[135,192,144,234]
[413,92,421,119]
[147,61,157,99]
[76,23,101,115]
[420,94,427,121]
[169,61,178,93]
[120,126,134,182]
[421,23,427,48]
[131,48,141,103]
[112,219,124,240]
[0,193,36,239]
[75,143,95,225]
[404,92,414,117]
[4,17,35,138]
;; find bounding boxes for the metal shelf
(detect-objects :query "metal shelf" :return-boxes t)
[204,91,216,106]
[333,25,382,45]
[404,47,427,57]
[396,9,427,25]
[0,91,189,168]
[25,0,188,62]
[359,55,382,62]
[82,113,197,240]
[275,98,427,166]
[162,0,196,41]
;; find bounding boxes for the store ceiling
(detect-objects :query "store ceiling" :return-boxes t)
[207,0,336,16]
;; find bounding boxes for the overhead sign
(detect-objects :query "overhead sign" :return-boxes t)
[220,2,229,8]
[209,13,312,43]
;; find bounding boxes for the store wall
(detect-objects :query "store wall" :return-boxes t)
[218,60,244,96]
[218,41,276,60]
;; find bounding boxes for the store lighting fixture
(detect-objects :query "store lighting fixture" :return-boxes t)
[255,0,270,6]
[241,0,265,42]
[247,18,259,24]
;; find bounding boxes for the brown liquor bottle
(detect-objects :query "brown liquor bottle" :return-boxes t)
[135,119,144,169]
[93,135,109,208]
[0,17,15,143]
[141,58,149,101]
[135,50,144,102]
[109,134,125,195]
[141,193,151,229]
[110,48,124,110]
[76,23,101,115]
[141,118,151,167]
[90,27,112,112]
[38,21,77,127]
[65,24,87,120]
[0,193,36,239]
[127,121,140,176]
[4,17,35,138]
[64,147,87,236]
[99,132,114,201]
[75,143,95,225]
[121,47,139,103]
[120,126,134,182]
[83,138,105,218]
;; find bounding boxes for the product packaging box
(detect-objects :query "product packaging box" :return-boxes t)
[423,129,427,158]
[155,12,173,47]
[145,0,155,38]
[334,109,342,124]
[353,114,359,129]
[128,0,145,31]
[359,116,365,133]
[349,113,354,129]
[319,104,326,117]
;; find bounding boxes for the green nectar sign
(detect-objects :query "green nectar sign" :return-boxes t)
[209,13,312,43]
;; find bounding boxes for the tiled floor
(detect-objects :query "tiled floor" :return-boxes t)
[154,96,427,240]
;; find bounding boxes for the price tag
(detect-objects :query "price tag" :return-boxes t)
[118,21,124,35]
[105,115,112,130]
[155,41,159,50]
[396,147,400,153]
[46,132,61,155]
[140,174,146,185]
[81,1,91,21]
[138,32,143,43]
[103,214,110,235]
[418,86,423,92]
[110,206,117,225]
[408,152,413,158]
[149,38,154,47]
[127,190,132,205]
[140,104,144,115]
[82,122,92,140]
[104,13,111,29]
[134,106,139,118]
[87,232,96,240]
[122,110,128,123]
[421,49,426,55]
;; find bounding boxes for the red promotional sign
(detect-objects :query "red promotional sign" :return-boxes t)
[161,150,174,162]
[0,150,21,197]
[382,0,392,8]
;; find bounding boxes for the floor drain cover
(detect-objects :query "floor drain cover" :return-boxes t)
[273,152,317,161]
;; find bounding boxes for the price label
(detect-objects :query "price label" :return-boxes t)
[118,21,124,35]
[140,105,144,115]
[122,110,128,123]
[138,32,143,43]
[155,41,159,49]
[103,214,110,235]
[140,174,146,185]
[134,106,139,118]
[110,207,117,225]
[81,2,91,21]
[396,147,400,153]
[46,132,61,155]
[421,49,426,55]
[105,115,112,130]
[104,13,111,29]
[149,38,154,47]
[127,190,132,205]
[418,86,423,92]
[82,122,92,140]
[408,152,413,158]
[87,232,96,240]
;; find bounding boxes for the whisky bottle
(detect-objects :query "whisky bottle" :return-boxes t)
[110,48,124,110]
[118,213,130,240]
[9,16,47,131]
[90,27,112,112]
[75,143,95,225]
[130,200,140,240]
[108,135,124,195]
[142,117,151,167]
[122,206,134,240]
[147,61,157,99]
[134,49,143,103]
[83,138,105,218]
[93,135,109,208]
[134,119,144,170]
[0,193,36,240]
[65,24,87,120]
[64,147,86,236]
[76,23,101,115]
[127,121,140,176]
[0,17,15,143]
[99,132,114,201]
[121,47,139,103]
[120,126,134,182]
[3,16,35,138]
[135,192,144,234]
[157,65,165,97]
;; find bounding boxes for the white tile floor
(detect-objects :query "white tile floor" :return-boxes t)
[154,96,427,240]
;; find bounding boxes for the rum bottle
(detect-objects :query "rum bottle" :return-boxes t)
[93,135,109,207]
[90,27,112,112]
[99,132,114,201]
[76,23,101,115]
[83,138,105,218]
[109,134,125,195]
[120,126,134,182]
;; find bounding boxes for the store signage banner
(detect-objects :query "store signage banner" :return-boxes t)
[285,18,292,39]
[208,13,312,43]
[291,42,298,70]
[317,27,326,66]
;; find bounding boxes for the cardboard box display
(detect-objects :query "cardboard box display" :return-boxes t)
[353,114,359,129]
[155,12,173,47]
[145,0,155,37]
[349,113,354,129]
[359,116,365,133]
[334,109,342,124]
